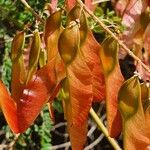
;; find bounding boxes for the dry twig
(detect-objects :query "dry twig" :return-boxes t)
[20,0,44,23]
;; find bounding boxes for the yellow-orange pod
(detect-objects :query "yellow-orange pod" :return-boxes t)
[58,22,80,65]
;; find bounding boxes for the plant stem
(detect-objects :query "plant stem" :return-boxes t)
[92,0,111,5]
[7,134,20,150]
[20,0,45,24]
[90,108,122,150]
[76,0,150,74]
[6,32,43,42]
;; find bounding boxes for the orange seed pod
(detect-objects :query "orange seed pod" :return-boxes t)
[58,22,80,65]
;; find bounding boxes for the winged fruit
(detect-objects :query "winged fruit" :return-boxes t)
[58,22,80,64]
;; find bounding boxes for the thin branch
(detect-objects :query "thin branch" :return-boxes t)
[5,32,43,42]
[20,0,45,24]
[76,0,150,74]
[7,134,20,150]
[87,124,97,137]
[92,0,110,5]
[25,32,43,38]
[0,144,7,149]
[50,142,71,150]
[90,108,122,150]
[0,131,5,136]
[84,134,104,150]
[51,122,67,131]
[53,130,69,138]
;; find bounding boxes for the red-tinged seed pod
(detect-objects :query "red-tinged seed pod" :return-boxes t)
[101,37,118,75]
[141,83,150,120]
[11,31,25,61]
[25,30,41,85]
[140,9,150,30]
[39,48,47,68]
[11,31,26,100]
[28,30,41,68]
[61,78,70,101]
[44,9,62,44]
[118,76,141,120]
[58,22,80,65]
[141,82,150,104]
[67,4,88,46]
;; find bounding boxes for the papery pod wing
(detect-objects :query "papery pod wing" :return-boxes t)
[115,0,128,17]
[18,61,56,132]
[11,31,25,61]
[1,32,65,133]
[25,30,41,84]
[39,48,47,68]
[50,0,58,13]
[135,23,150,82]
[67,4,88,45]
[67,5,105,101]
[65,0,96,12]
[11,31,26,102]
[48,83,62,123]
[37,36,56,122]
[28,30,41,67]
[65,0,76,12]
[85,0,97,11]
[63,92,88,150]
[81,31,105,101]
[59,23,93,149]
[44,11,65,122]
[0,50,65,133]
[44,10,62,45]
[118,76,150,150]
[23,40,32,70]
[136,22,150,81]
[58,22,80,65]
[59,22,93,125]
[38,43,56,122]
[47,83,61,123]
[119,77,141,120]
[44,9,65,88]
[68,122,87,150]
[0,81,18,132]
[44,10,62,61]
[141,83,150,121]
[100,37,124,137]
[140,9,150,30]
[47,29,63,61]
[62,51,93,149]
[141,83,150,103]
[17,55,65,132]
[144,23,150,55]
[44,0,58,15]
